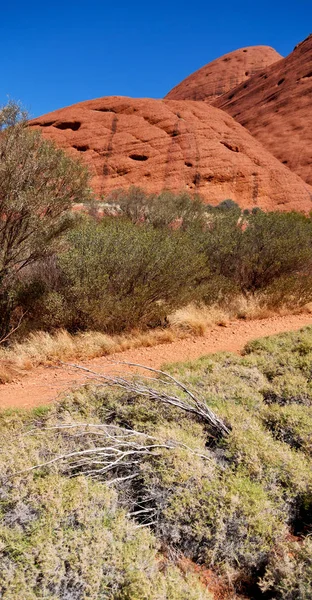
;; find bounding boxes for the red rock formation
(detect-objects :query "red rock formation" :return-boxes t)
[215,35,312,185]
[165,46,282,103]
[29,96,312,211]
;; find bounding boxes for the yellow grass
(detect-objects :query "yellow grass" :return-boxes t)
[0,328,176,383]
[168,295,279,334]
[0,294,308,384]
[168,304,229,335]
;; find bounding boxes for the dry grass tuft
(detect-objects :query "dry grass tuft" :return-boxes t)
[228,295,275,321]
[169,304,229,335]
[0,328,178,383]
[168,295,278,335]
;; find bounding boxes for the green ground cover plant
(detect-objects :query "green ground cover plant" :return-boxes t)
[1,326,312,598]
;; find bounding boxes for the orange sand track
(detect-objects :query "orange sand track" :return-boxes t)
[1,313,312,410]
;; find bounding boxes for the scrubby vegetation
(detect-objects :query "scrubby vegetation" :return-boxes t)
[5,187,312,343]
[1,326,312,598]
[1,100,312,352]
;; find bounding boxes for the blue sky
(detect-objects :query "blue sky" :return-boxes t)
[1,0,311,118]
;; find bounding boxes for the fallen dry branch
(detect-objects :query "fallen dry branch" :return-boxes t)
[18,423,213,496]
[59,361,230,437]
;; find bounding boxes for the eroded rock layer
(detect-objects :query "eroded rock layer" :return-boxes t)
[165,46,282,102]
[30,96,312,211]
[215,35,312,185]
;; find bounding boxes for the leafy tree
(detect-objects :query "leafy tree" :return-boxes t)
[0,100,92,337]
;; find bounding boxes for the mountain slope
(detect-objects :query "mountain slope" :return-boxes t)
[215,34,312,185]
[165,46,282,102]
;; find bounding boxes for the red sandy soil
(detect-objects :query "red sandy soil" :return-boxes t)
[1,313,312,410]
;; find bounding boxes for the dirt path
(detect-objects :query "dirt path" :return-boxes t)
[1,313,312,410]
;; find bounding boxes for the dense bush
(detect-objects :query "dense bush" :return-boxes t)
[0,474,209,599]
[3,181,312,338]
[103,187,207,230]
[195,208,312,293]
[20,218,208,333]
[1,327,310,597]
[260,537,312,599]
[236,210,312,292]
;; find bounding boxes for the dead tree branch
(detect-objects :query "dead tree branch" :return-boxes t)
[18,423,212,488]
[59,361,230,437]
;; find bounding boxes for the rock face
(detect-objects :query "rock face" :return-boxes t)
[165,46,282,103]
[29,96,312,211]
[215,35,312,185]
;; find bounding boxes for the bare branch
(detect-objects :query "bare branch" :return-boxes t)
[0,310,28,345]
[59,361,230,437]
[17,421,213,487]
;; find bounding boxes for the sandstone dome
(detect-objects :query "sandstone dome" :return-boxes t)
[165,46,282,103]
[30,95,312,212]
[215,35,312,185]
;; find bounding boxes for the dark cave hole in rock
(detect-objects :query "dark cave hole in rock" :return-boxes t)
[38,121,55,127]
[73,144,89,152]
[282,160,288,165]
[303,71,312,79]
[277,78,285,86]
[129,154,149,161]
[221,141,239,152]
[94,108,117,113]
[243,49,248,52]
[185,161,193,167]
[54,121,81,131]
[245,71,250,76]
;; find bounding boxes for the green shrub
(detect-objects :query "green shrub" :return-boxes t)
[103,187,207,230]
[0,474,210,600]
[260,274,312,310]
[0,410,211,600]
[261,403,312,455]
[21,217,208,333]
[263,371,312,406]
[236,211,312,292]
